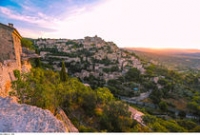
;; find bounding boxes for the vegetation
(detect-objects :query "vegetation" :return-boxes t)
[21,38,35,50]
[60,61,67,81]
[142,114,200,132]
[10,67,142,132]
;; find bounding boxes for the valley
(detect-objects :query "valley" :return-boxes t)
[126,47,200,71]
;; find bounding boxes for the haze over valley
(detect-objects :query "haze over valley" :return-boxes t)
[126,47,200,71]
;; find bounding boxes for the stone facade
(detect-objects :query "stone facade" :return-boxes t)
[0,23,23,97]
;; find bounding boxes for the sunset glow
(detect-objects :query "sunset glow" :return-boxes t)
[0,0,200,49]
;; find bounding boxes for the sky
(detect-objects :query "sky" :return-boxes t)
[0,0,200,49]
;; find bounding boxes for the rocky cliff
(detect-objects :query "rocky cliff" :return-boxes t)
[0,97,67,132]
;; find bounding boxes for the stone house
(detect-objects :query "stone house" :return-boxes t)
[0,23,22,66]
[0,23,38,97]
[0,23,22,96]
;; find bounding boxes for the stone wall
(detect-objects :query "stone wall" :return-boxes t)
[0,60,32,97]
[0,60,19,97]
[0,24,16,61]
[21,60,32,73]
[12,30,22,70]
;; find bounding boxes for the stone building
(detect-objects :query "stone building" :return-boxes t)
[0,23,30,97]
[0,23,22,66]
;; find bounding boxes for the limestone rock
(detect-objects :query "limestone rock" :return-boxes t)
[0,97,67,132]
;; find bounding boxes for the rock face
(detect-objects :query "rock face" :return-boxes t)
[0,97,67,132]
[56,107,79,132]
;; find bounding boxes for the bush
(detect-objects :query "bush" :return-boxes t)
[177,119,197,131]
[13,69,21,80]
[159,101,168,111]
[100,101,132,132]
[162,120,186,132]
[151,122,168,132]
[125,68,141,82]
[21,38,35,50]
[79,125,96,132]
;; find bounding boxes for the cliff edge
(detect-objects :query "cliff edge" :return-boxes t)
[0,97,67,132]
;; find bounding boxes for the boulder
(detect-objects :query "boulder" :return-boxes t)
[0,97,67,132]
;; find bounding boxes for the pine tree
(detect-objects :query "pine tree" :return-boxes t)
[60,61,67,81]
[35,58,41,67]
[35,49,41,67]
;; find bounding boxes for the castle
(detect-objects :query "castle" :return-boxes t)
[0,23,34,97]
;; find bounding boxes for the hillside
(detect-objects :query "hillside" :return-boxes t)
[33,36,146,97]
[35,36,145,74]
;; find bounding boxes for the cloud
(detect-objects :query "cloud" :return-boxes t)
[0,6,59,33]
[0,6,38,22]
[0,0,102,32]
[1,0,200,49]
[48,0,200,49]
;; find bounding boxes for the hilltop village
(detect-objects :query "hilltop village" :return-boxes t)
[34,36,145,85]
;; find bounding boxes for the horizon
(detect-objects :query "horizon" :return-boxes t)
[1,0,200,49]
[125,46,200,52]
[124,47,200,51]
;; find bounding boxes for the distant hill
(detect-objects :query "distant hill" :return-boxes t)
[125,47,200,54]
[125,47,200,71]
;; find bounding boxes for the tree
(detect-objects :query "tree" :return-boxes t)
[35,58,41,68]
[60,61,67,82]
[13,69,21,80]
[34,49,41,67]
[96,87,114,104]
[125,68,141,82]
[159,101,168,111]
[178,111,186,119]
[11,70,26,103]
[100,101,132,132]
[162,120,186,132]
[82,90,97,116]
[177,119,197,131]
[150,89,163,104]
[151,122,168,132]
[21,38,35,50]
